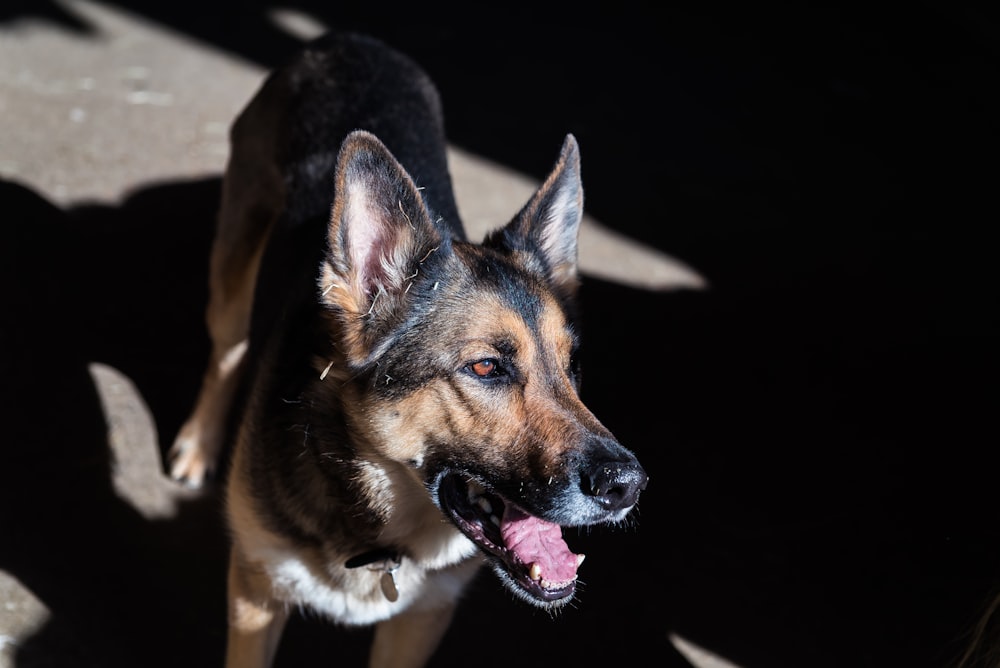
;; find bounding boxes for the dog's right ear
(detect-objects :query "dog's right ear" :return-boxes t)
[320,130,445,367]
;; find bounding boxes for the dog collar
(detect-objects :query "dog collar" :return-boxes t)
[345,548,402,602]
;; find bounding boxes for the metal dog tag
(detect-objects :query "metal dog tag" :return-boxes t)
[380,566,399,602]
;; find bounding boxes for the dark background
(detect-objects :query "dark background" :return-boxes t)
[1,3,998,667]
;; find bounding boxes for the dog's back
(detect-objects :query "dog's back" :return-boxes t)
[234,33,463,380]
[244,33,462,238]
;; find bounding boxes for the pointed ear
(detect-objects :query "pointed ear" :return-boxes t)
[486,134,584,297]
[320,130,445,366]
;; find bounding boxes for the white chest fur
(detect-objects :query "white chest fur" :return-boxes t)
[263,541,483,625]
[226,453,483,626]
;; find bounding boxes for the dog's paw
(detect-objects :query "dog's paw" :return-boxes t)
[167,425,216,489]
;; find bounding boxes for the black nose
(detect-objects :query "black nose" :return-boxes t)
[582,454,648,511]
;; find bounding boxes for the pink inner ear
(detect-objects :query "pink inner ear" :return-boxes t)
[344,182,393,298]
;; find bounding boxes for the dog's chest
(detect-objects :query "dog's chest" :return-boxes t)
[229,455,483,625]
[263,532,481,625]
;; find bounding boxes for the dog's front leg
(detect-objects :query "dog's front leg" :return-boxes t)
[225,549,289,668]
[368,603,456,668]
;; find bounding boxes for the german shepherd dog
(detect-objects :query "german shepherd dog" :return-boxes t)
[168,31,648,668]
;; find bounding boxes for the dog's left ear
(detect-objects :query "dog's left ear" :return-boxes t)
[321,130,446,366]
[486,134,584,299]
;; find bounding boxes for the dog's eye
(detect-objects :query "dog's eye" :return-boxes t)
[467,358,501,378]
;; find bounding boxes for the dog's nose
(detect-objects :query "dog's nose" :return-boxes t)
[582,453,648,511]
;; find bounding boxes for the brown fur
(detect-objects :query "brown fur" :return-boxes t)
[168,32,647,668]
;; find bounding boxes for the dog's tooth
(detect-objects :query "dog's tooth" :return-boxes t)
[466,480,485,500]
[490,515,500,527]
[576,554,586,567]
[529,563,542,581]
[476,497,492,514]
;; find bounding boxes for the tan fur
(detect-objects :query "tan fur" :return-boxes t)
[169,32,646,668]
[169,98,285,485]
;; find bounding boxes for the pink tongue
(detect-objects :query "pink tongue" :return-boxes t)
[500,505,580,583]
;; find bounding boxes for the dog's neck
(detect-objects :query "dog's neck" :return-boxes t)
[344,547,402,602]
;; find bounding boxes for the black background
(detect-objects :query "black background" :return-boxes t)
[1,3,998,667]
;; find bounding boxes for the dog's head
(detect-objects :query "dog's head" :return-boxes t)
[319,130,647,609]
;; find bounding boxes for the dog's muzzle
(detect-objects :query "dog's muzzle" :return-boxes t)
[434,440,647,609]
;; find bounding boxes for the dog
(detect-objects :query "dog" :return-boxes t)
[167,31,648,668]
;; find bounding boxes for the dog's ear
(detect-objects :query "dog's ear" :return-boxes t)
[486,134,584,299]
[320,130,445,366]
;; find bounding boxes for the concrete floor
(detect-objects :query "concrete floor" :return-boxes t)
[2,3,998,668]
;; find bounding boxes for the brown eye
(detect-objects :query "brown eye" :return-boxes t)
[469,359,496,377]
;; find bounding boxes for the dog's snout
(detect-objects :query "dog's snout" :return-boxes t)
[582,453,648,512]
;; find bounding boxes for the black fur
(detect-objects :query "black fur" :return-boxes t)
[178,30,647,667]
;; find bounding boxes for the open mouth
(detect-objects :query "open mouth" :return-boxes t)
[437,473,584,606]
